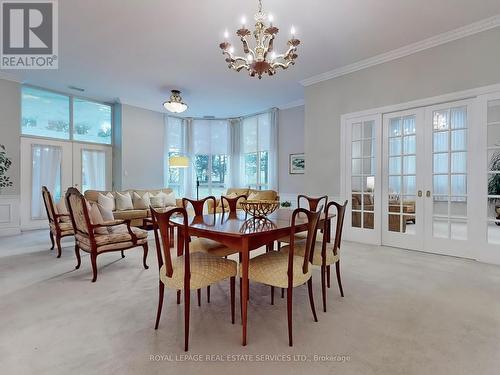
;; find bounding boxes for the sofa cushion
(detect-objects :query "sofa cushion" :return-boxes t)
[132,192,150,209]
[247,190,278,201]
[89,203,104,224]
[98,192,115,211]
[227,188,249,196]
[113,209,148,221]
[98,203,114,221]
[116,191,133,211]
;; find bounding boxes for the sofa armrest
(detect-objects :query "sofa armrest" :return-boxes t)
[207,198,220,214]
[175,198,183,208]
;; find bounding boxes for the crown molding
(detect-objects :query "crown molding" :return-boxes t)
[278,99,305,110]
[300,14,500,87]
[0,72,21,83]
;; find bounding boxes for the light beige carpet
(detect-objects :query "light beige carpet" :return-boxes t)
[1,230,500,375]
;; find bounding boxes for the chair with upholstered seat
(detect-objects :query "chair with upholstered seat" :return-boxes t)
[150,206,236,351]
[42,186,74,258]
[65,187,149,282]
[241,207,320,346]
[281,200,347,312]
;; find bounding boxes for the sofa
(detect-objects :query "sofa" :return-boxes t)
[84,188,182,227]
[208,188,280,213]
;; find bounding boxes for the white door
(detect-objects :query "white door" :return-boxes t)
[382,109,425,250]
[20,138,112,230]
[20,137,73,229]
[381,100,474,257]
[72,143,112,192]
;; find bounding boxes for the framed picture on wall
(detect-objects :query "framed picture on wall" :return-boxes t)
[289,153,305,174]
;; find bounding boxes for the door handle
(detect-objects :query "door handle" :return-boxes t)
[417,190,422,197]
[426,190,431,198]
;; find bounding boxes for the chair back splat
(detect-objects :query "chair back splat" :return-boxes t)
[182,196,217,217]
[297,194,328,213]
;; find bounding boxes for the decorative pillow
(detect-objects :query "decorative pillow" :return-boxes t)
[247,192,260,201]
[89,203,104,225]
[55,199,68,214]
[98,203,114,222]
[150,196,164,208]
[98,192,115,211]
[132,192,150,209]
[220,192,238,208]
[163,192,176,207]
[115,191,133,211]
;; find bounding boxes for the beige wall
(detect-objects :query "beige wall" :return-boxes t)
[120,104,165,190]
[278,105,305,194]
[304,27,500,197]
[0,79,21,195]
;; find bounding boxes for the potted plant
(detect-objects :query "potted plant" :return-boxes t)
[280,201,292,209]
[488,150,500,224]
[0,144,13,193]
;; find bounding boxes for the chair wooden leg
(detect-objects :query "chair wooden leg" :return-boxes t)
[230,277,235,324]
[321,265,327,312]
[49,231,55,250]
[287,286,293,347]
[177,290,181,304]
[90,253,98,282]
[184,287,190,351]
[336,260,344,297]
[121,250,125,258]
[307,278,318,322]
[327,265,331,288]
[197,289,201,307]
[142,243,149,269]
[56,236,62,258]
[271,286,274,305]
[74,245,81,269]
[207,285,210,303]
[155,281,165,329]
[281,288,285,298]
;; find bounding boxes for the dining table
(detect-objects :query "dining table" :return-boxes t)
[169,208,333,346]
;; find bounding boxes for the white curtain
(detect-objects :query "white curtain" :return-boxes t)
[268,108,279,191]
[165,115,189,197]
[229,117,243,187]
[82,149,106,192]
[31,144,62,219]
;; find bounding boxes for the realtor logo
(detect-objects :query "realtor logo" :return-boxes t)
[1,0,58,69]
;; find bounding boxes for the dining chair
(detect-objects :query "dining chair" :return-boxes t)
[241,207,320,346]
[182,196,240,305]
[150,206,236,351]
[42,186,74,258]
[281,200,348,312]
[65,187,149,282]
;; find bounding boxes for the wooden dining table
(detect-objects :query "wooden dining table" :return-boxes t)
[169,208,333,346]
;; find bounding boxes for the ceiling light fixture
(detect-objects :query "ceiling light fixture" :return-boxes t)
[163,90,188,113]
[219,0,300,79]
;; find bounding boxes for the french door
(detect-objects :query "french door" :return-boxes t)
[20,137,111,229]
[382,100,474,257]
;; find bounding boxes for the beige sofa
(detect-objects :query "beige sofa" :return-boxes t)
[208,188,279,213]
[84,188,182,227]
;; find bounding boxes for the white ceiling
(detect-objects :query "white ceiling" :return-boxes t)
[2,0,500,117]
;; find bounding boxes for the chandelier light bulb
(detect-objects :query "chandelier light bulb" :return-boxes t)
[224,29,229,39]
[290,25,296,37]
[247,54,253,62]
[268,14,274,24]
[229,46,235,54]
[241,16,247,27]
[270,51,276,60]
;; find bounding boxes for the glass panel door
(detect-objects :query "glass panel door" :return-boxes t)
[72,143,112,193]
[382,109,424,250]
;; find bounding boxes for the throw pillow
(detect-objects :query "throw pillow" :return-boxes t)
[132,192,150,209]
[115,191,133,211]
[98,203,114,222]
[55,199,68,214]
[150,196,164,208]
[89,203,104,225]
[163,191,176,207]
[98,192,115,211]
[220,192,238,208]
[247,192,260,201]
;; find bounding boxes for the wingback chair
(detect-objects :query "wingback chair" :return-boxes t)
[65,187,149,282]
[41,186,74,258]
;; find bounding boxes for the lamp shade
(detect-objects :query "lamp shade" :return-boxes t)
[169,155,190,168]
[163,90,188,113]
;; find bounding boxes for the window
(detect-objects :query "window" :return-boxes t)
[166,117,186,196]
[487,99,500,244]
[22,86,70,140]
[73,99,112,144]
[242,113,272,190]
[21,86,112,145]
[192,120,230,198]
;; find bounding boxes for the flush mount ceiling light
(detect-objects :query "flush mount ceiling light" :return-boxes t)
[163,90,188,113]
[219,0,300,79]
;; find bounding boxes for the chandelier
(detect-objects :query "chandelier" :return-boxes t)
[163,90,188,113]
[219,0,300,79]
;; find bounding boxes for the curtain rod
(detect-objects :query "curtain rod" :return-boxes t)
[166,107,278,121]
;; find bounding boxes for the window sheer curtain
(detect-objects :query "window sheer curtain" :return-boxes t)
[165,115,189,197]
[81,149,106,192]
[31,144,62,219]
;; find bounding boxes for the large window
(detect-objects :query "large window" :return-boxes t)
[21,86,112,144]
[242,113,273,190]
[192,120,230,198]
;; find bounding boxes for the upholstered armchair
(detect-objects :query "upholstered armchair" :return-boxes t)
[65,187,149,282]
[41,186,74,258]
